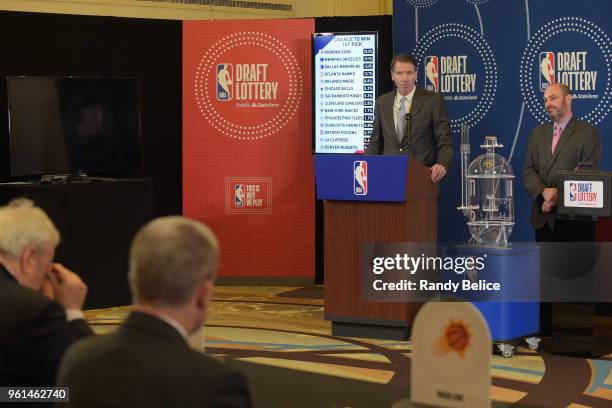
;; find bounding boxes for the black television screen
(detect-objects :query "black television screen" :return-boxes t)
[7,76,143,177]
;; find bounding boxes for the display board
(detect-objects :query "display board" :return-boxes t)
[313,32,377,154]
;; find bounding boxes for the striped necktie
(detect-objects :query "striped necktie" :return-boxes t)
[551,125,562,153]
[396,96,407,142]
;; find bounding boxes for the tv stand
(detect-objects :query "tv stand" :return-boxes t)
[39,173,119,184]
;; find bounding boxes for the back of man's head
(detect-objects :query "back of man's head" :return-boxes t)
[128,216,219,308]
[0,198,59,259]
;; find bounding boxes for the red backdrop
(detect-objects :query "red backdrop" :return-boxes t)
[183,19,315,279]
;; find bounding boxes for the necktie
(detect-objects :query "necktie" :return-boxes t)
[551,125,562,154]
[396,96,407,142]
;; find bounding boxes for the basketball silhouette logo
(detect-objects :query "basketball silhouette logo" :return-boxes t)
[434,319,471,358]
[446,321,470,354]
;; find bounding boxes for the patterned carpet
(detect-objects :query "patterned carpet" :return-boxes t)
[85,286,612,407]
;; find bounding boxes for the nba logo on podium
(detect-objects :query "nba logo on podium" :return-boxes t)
[217,63,233,101]
[354,161,368,196]
[539,52,555,91]
[569,182,576,201]
[424,56,439,92]
[234,184,245,207]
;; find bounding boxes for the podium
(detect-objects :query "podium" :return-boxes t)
[314,154,439,340]
[546,170,612,356]
[557,169,612,218]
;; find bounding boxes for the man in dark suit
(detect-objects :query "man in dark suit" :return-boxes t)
[0,198,92,387]
[523,82,601,338]
[365,54,453,183]
[58,216,251,407]
[523,82,601,242]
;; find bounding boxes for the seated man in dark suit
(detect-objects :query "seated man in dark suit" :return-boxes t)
[58,216,252,407]
[0,198,92,386]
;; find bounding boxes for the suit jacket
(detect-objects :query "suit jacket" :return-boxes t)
[523,117,600,230]
[0,265,93,387]
[364,87,453,168]
[57,312,252,408]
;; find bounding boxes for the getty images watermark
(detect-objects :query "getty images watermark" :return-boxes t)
[371,252,499,293]
[361,242,612,303]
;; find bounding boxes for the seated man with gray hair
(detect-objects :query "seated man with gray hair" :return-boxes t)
[0,198,92,386]
[58,216,252,407]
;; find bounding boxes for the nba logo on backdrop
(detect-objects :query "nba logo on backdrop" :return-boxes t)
[413,24,497,132]
[521,18,611,125]
[216,63,233,101]
[422,54,476,94]
[234,184,245,207]
[539,51,598,93]
[195,31,302,140]
[353,161,368,196]
[424,56,439,92]
[226,177,272,214]
[539,52,555,91]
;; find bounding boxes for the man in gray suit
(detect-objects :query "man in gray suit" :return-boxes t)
[524,83,601,339]
[523,82,601,242]
[365,54,453,183]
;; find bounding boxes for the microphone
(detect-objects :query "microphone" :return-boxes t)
[404,113,413,154]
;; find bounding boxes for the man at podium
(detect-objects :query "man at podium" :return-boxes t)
[523,82,601,340]
[365,54,453,183]
[523,82,601,242]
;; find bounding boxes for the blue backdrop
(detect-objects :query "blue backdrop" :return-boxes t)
[393,0,611,242]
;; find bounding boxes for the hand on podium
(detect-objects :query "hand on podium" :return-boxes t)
[430,163,447,183]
